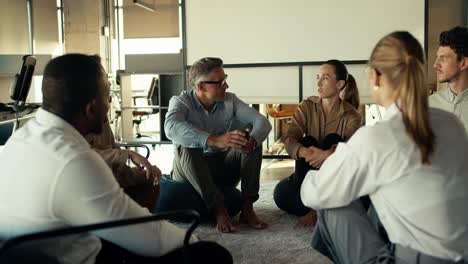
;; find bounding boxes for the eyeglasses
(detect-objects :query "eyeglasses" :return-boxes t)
[200,75,228,87]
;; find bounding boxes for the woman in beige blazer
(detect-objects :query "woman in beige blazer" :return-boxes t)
[274,59,362,227]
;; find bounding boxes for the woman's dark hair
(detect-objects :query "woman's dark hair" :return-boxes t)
[324,59,360,109]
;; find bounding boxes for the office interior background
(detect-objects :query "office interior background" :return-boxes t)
[0,1,468,263]
[0,0,467,146]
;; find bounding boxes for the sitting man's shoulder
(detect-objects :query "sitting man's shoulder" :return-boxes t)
[171,90,194,106]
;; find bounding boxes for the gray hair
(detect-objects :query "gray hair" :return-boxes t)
[188,57,223,89]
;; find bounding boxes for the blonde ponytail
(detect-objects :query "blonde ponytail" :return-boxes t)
[369,31,435,164]
[399,56,434,164]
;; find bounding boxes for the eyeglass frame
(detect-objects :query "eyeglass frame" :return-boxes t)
[200,74,228,87]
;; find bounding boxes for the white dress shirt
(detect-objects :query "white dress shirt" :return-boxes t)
[301,104,468,261]
[0,108,193,263]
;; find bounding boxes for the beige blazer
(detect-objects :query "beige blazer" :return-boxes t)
[284,96,362,159]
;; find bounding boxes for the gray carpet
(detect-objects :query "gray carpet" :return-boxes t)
[191,180,333,264]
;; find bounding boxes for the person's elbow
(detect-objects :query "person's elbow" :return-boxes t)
[164,118,176,140]
[264,118,272,133]
[300,171,322,209]
[257,116,272,134]
[300,186,321,210]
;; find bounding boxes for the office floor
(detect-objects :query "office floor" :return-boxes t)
[143,145,331,264]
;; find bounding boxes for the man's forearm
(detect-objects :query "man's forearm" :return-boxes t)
[206,134,218,148]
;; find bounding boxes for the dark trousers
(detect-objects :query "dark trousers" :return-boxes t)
[274,134,343,216]
[96,240,233,264]
[154,145,262,219]
[154,175,242,220]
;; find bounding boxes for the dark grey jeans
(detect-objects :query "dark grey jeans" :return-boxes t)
[312,201,466,264]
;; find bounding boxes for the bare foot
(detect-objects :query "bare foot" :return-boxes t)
[215,206,236,233]
[295,210,317,228]
[240,209,268,229]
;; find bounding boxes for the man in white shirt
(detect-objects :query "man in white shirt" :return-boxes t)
[0,54,232,264]
[431,26,468,132]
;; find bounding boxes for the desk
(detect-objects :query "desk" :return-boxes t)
[0,112,36,126]
[0,104,37,124]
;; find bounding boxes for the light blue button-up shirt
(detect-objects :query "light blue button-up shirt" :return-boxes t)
[164,89,272,153]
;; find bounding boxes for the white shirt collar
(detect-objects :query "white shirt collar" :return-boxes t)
[382,103,401,121]
[35,108,89,146]
[446,85,468,102]
[447,86,457,102]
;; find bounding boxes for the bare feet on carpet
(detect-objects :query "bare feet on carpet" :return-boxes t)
[240,201,268,229]
[215,206,236,233]
[295,210,317,228]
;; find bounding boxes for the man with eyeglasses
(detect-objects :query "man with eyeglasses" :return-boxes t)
[158,57,272,233]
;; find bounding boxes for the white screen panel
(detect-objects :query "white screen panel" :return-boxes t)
[186,0,425,64]
[303,64,374,104]
[0,0,29,53]
[225,67,299,104]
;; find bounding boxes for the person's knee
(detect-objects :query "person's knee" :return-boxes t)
[177,145,204,160]
[318,201,367,226]
[299,136,318,147]
[155,177,208,216]
[322,133,344,149]
[273,177,308,215]
[273,178,290,208]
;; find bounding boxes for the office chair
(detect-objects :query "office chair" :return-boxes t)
[10,55,36,109]
[265,104,297,158]
[118,142,150,159]
[0,210,200,264]
[132,77,159,139]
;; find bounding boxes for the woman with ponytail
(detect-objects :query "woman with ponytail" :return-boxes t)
[301,32,468,263]
[274,59,362,227]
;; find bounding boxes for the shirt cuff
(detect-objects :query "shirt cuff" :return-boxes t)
[198,131,210,148]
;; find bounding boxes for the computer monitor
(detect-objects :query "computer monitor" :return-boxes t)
[158,73,184,141]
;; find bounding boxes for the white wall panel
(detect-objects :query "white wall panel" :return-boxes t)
[186,0,425,65]
[225,67,299,104]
